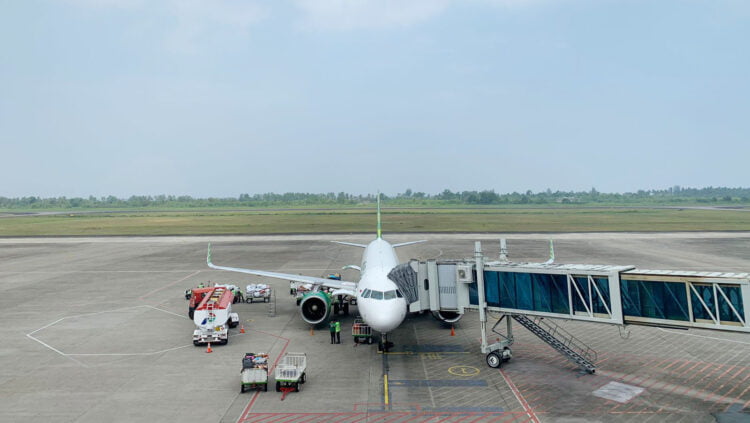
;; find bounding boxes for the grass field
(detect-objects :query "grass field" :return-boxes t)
[1,208,749,236]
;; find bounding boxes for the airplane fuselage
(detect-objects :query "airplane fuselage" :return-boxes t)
[355,238,407,333]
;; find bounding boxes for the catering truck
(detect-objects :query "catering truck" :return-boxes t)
[192,285,240,345]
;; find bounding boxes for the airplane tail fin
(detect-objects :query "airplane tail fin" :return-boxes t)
[376,192,382,239]
[544,239,555,264]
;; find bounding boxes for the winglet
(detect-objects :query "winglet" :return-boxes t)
[376,192,382,239]
[544,239,555,264]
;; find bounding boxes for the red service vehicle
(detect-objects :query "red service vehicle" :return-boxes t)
[191,286,239,345]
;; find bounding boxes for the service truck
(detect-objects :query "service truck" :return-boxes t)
[191,285,239,345]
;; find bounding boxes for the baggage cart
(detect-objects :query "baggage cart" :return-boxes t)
[246,284,271,303]
[240,352,269,393]
[352,318,373,344]
[274,352,306,392]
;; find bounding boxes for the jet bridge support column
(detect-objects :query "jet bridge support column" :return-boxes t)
[475,242,489,353]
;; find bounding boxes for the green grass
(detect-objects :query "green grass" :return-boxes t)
[1,208,749,236]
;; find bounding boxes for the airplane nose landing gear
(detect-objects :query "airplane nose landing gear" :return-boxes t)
[379,333,394,353]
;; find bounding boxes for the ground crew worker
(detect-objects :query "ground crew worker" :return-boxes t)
[184,289,191,300]
[198,282,205,289]
[335,320,341,344]
[236,287,244,303]
[329,320,336,344]
[232,287,239,304]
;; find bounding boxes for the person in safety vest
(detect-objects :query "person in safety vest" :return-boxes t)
[236,287,244,303]
[335,320,341,344]
[329,320,336,344]
[184,289,192,300]
[198,282,205,289]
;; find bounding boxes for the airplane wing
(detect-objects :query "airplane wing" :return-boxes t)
[207,244,356,291]
[331,241,367,248]
[392,240,427,248]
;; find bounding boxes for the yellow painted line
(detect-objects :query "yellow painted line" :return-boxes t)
[383,374,389,405]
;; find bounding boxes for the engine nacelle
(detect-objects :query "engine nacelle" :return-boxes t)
[432,310,463,325]
[299,292,331,325]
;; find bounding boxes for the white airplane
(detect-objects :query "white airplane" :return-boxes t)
[206,195,446,350]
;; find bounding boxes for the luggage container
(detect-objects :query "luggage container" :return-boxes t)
[240,352,269,392]
[274,352,306,392]
[246,284,271,303]
[352,318,373,344]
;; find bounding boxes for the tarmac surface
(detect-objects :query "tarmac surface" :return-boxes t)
[1,233,749,423]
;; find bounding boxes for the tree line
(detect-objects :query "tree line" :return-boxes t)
[1,186,750,210]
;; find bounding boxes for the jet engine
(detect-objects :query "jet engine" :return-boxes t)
[299,292,332,325]
[432,310,462,325]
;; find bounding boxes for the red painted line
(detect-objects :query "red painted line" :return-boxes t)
[692,363,726,390]
[662,359,686,371]
[245,415,280,423]
[714,367,747,396]
[263,414,299,423]
[236,330,291,423]
[379,413,412,423]
[651,356,676,370]
[722,369,750,398]
[298,415,328,423]
[736,383,750,401]
[676,360,704,377]
[500,370,540,423]
[347,414,371,423]
[139,270,202,301]
[669,359,694,374]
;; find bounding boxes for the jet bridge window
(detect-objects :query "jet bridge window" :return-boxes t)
[371,290,384,300]
[384,290,396,300]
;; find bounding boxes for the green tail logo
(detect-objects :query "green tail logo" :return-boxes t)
[376,193,382,239]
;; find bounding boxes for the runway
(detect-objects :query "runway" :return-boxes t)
[1,234,748,422]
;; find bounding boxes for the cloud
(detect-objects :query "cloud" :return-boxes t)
[59,0,268,53]
[295,0,453,30]
[162,0,267,52]
[61,0,146,9]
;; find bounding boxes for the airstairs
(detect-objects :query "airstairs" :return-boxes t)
[512,314,597,373]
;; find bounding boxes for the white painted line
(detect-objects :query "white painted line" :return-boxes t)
[68,344,193,356]
[27,317,66,336]
[593,381,644,403]
[657,328,750,346]
[25,304,195,364]
[145,305,190,320]
[25,333,89,368]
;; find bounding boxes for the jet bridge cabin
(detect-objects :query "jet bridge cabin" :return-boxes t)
[400,241,749,372]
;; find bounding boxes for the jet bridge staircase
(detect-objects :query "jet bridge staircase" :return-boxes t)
[512,314,597,373]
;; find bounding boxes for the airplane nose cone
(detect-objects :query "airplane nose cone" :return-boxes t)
[363,300,406,333]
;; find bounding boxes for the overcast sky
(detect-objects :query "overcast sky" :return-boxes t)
[1,0,748,198]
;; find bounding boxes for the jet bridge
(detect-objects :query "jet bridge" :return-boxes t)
[400,241,749,372]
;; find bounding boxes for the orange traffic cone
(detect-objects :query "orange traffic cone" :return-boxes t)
[450,325,455,336]
[206,343,212,353]
[240,325,245,334]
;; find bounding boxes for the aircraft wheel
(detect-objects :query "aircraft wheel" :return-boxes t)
[486,351,502,368]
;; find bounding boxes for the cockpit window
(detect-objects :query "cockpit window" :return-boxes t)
[384,290,396,300]
[370,290,384,300]
[395,290,403,298]
[361,289,371,298]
